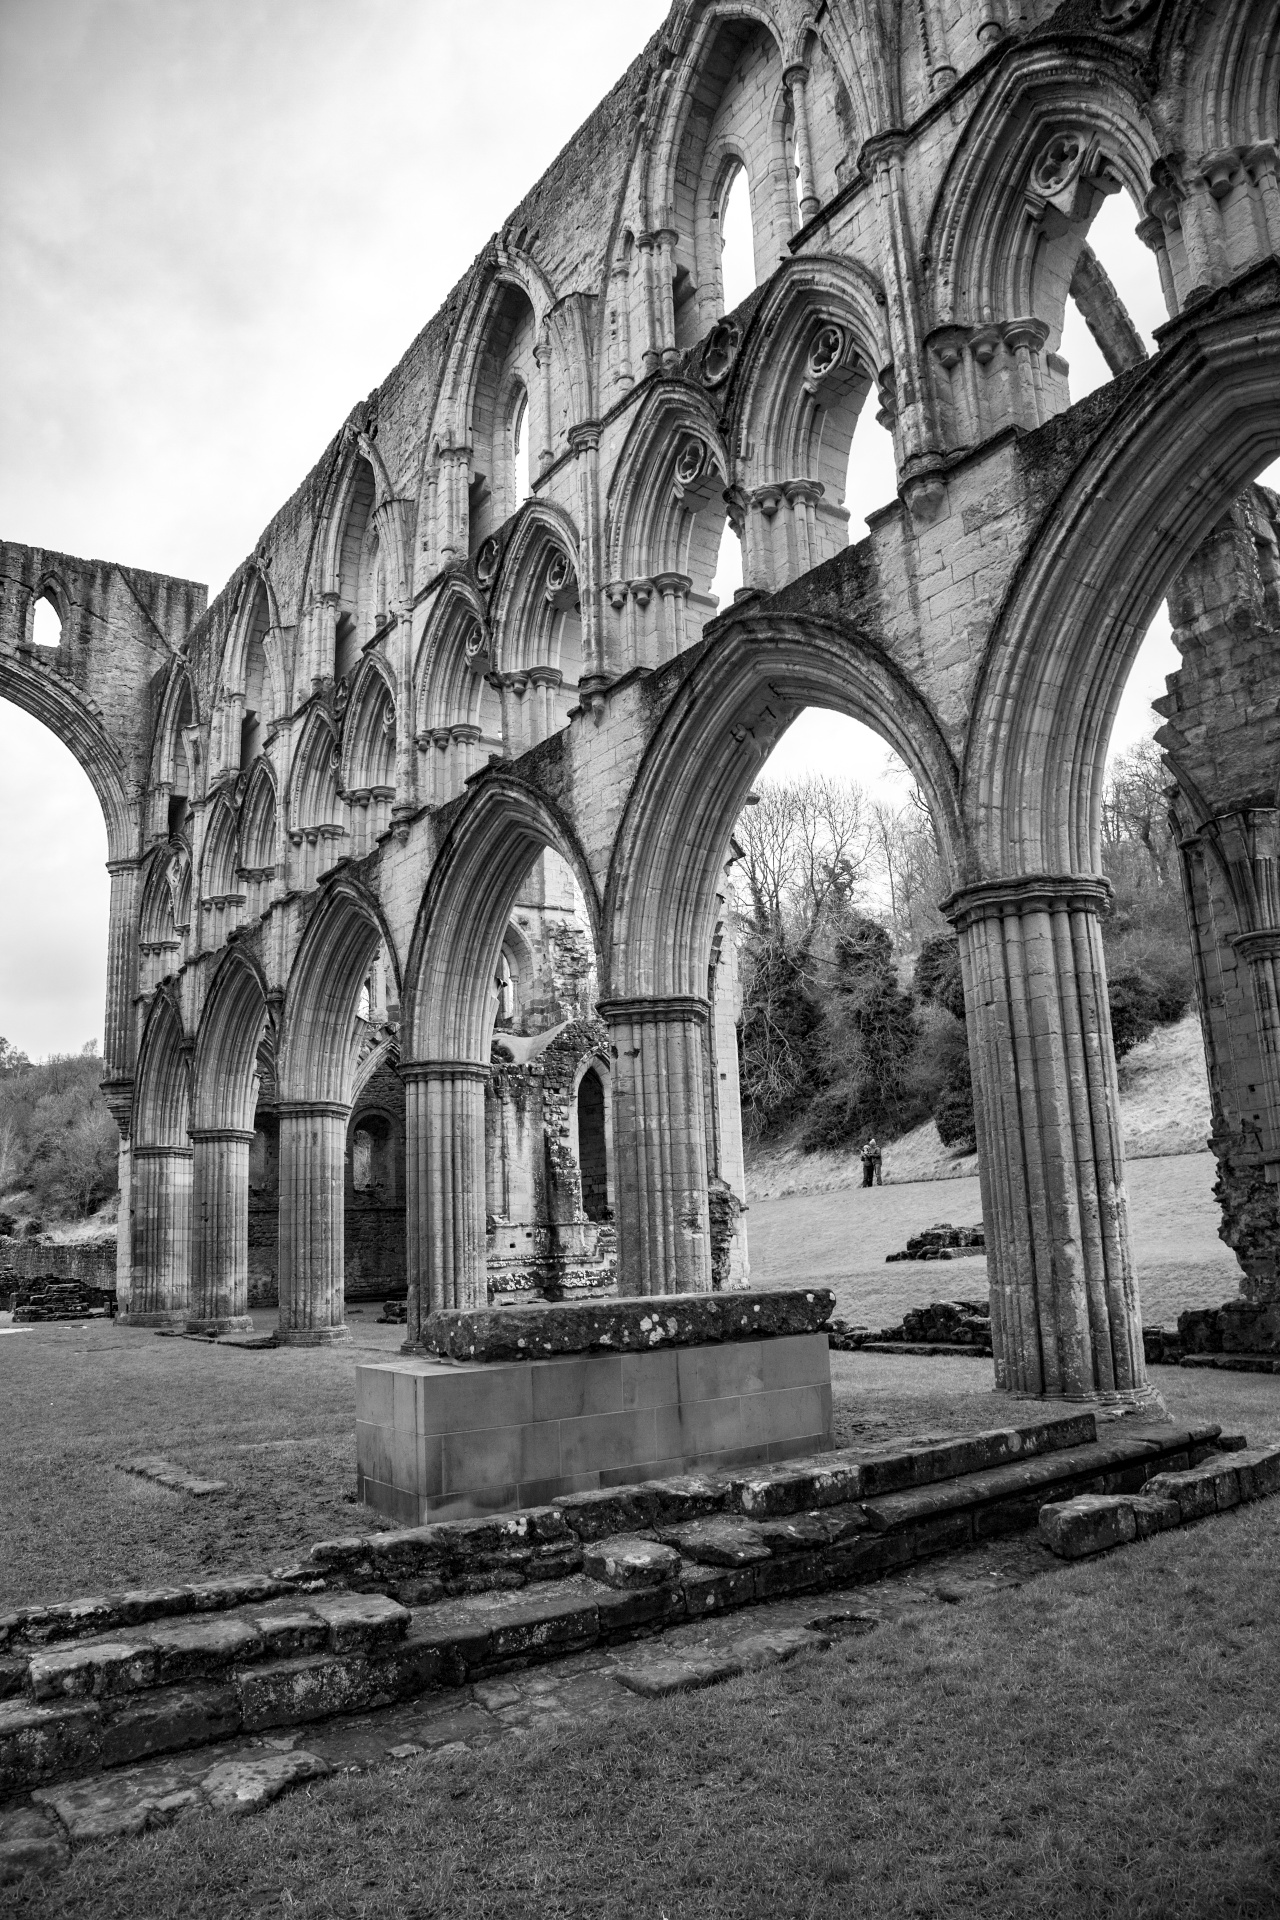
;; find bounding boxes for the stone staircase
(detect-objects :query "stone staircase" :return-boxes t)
[0,1411,1239,1806]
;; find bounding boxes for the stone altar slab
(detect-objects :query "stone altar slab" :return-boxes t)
[357,1331,834,1523]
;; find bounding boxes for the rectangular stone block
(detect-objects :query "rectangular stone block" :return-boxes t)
[1038,1495,1139,1559]
[358,1333,834,1523]
[1230,1446,1280,1500]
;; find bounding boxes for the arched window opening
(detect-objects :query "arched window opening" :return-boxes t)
[842,403,900,546]
[351,1127,374,1192]
[718,163,755,315]
[496,950,516,1026]
[710,517,743,612]
[470,284,539,551]
[240,590,270,768]
[31,596,61,649]
[576,1067,610,1221]
[334,458,377,682]
[512,389,532,509]
[1058,188,1167,404]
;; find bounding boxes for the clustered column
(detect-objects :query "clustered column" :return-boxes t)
[599,997,712,1297]
[188,1128,255,1334]
[276,1102,351,1345]
[124,1144,192,1327]
[402,1062,489,1345]
[945,876,1161,1409]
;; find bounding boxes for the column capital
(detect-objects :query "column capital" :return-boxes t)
[105,856,143,875]
[1233,929,1280,964]
[568,420,601,453]
[597,994,711,1025]
[132,1143,194,1161]
[189,1127,257,1144]
[399,1059,491,1083]
[942,873,1113,930]
[274,1099,351,1119]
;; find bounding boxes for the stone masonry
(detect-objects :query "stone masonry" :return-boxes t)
[1,0,1278,1407]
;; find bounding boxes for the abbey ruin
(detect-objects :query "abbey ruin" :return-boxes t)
[2,0,1278,1413]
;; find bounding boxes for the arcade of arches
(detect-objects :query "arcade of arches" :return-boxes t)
[3,0,1279,1413]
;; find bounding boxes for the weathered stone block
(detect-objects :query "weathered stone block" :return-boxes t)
[583,1536,681,1589]
[657,1517,772,1568]
[1144,1460,1241,1520]
[1038,1495,1139,1559]
[417,1289,835,1362]
[0,1699,100,1794]
[98,1683,241,1768]
[27,1638,157,1703]
[1232,1445,1280,1500]
[306,1591,409,1656]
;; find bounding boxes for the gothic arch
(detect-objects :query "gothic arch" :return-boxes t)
[0,651,133,862]
[133,988,191,1148]
[965,275,1280,879]
[198,794,241,946]
[402,770,602,1065]
[485,501,582,676]
[722,254,891,588]
[1171,0,1280,154]
[414,575,501,801]
[341,656,397,853]
[219,564,283,773]
[277,877,400,1106]
[925,45,1162,342]
[148,660,199,835]
[606,610,965,1002]
[192,948,270,1133]
[605,384,731,668]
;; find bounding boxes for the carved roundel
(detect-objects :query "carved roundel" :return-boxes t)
[474,536,500,586]
[1030,133,1085,199]
[806,324,846,383]
[674,437,706,487]
[546,548,572,593]
[701,318,742,387]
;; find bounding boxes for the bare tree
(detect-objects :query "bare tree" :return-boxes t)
[734,775,872,939]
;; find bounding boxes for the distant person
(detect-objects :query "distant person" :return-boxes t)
[866,1137,882,1186]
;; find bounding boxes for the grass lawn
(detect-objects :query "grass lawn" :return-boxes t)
[3,1307,1279,1611]
[9,1476,1280,1919]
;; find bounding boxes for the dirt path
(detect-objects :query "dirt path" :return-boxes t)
[745,1150,1241,1328]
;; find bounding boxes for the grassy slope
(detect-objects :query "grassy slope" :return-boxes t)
[747,1010,1212,1198]
[12,1492,1280,1920]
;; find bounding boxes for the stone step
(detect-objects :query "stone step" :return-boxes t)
[1040,1444,1280,1557]
[0,1414,1219,1800]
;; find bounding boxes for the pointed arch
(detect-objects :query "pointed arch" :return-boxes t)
[484,500,584,740]
[723,254,891,589]
[606,611,965,1003]
[287,707,345,889]
[278,877,398,1106]
[237,757,277,920]
[414,575,501,803]
[402,770,603,1065]
[341,655,397,853]
[221,564,282,775]
[926,47,1162,341]
[964,272,1280,878]
[193,948,271,1134]
[642,6,793,348]
[198,795,241,948]
[133,989,191,1148]
[605,385,731,668]
[1171,0,1280,155]
[138,840,190,992]
[148,659,198,839]
[0,648,132,861]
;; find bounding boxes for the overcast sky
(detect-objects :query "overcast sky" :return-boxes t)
[0,7,1264,1055]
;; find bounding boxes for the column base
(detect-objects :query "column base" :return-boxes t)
[186,1315,255,1337]
[1008,1382,1169,1421]
[275,1325,352,1347]
[119,1309,189,1329]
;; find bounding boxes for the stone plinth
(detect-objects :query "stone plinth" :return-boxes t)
[357,1332,834,1523]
